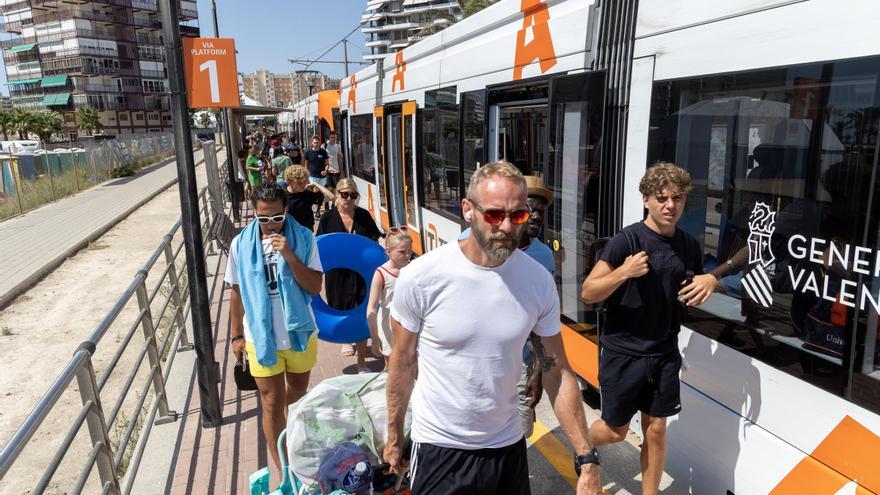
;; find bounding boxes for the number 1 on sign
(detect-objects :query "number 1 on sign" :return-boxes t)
[199,59,220,103]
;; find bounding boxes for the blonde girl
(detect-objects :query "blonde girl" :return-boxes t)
[366,229,413,369]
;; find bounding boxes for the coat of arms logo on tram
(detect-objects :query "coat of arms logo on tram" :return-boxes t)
[743,202,777,308]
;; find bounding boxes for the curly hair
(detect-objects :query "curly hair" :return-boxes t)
[283,165,309,184]
[466,160,526,201]
[639,162,693,197]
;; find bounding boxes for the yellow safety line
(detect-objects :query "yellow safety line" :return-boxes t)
[529,419,579,489]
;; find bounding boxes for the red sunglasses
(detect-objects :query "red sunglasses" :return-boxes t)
[468,199,530,225]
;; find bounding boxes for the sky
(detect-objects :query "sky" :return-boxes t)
[0,0,369,94]
[200,0,368,78]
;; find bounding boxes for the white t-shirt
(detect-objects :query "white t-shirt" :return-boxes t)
[324,142,341,173]
[225,234,323,349]
[390,241,560,449]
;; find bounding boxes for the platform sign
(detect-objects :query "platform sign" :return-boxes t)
[183,38,239,108]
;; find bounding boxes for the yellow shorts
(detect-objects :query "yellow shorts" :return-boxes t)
[245,335,318,378]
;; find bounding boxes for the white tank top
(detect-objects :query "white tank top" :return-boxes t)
[375,266,397,357]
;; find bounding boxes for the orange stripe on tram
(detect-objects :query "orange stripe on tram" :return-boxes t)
[771,415,880,494]
[561,323,599,388]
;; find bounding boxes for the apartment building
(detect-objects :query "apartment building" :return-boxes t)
[361,0,462,61]
[0,0,199,137]
[241,70,339,108]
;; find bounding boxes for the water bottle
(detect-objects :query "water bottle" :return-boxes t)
[342,461,373,495]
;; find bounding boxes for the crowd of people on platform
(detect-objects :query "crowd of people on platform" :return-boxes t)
[225,127,717,494]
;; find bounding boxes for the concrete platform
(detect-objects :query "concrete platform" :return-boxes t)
[132,222,685,495]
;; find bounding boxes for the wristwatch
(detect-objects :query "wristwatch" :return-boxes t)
[574,448,600,475]
[726,258,738,273]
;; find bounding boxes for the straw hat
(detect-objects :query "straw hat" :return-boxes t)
[524,175,553,204]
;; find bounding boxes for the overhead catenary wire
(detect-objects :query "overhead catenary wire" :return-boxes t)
[291,22,361,61]
[294,24,363,72]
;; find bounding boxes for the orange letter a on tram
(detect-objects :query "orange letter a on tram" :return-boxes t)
[513,0,557,81]
[347,75,357,113]
[392,51,406,92]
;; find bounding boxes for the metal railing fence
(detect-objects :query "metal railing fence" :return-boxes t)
[0,133,178,222]
[0,165,229,494]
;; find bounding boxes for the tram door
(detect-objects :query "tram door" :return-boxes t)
[488,105,548,176]
[377,102,423,254]
[543,71,606,329]
[339,111,351,176]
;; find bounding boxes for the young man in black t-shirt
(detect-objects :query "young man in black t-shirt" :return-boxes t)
[305,135,330,186]
[581,163,719,495]
[282,165,335,231]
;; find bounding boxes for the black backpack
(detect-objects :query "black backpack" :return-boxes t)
[584,227,640,313]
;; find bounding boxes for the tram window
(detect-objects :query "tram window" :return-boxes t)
[421,87,461,217]
[349,114,375,183]
[647,56,880,412]
[462,90,486,196]
[497,106,548,176]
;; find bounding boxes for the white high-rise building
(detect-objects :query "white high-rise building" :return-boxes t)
[0,0,200,136]
[361,0,462,62]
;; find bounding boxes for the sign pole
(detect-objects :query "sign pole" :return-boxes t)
[210,0,239,204]
[159,0,223,428]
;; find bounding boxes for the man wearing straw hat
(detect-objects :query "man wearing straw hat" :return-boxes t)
[516,175,556,438]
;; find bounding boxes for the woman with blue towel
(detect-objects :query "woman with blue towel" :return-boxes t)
[225,182,324,473]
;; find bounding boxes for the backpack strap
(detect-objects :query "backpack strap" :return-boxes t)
[623,225,641,257]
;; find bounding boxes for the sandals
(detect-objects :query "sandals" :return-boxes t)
[341,344,356,357]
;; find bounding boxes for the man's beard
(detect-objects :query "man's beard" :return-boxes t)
[472,223,521,262]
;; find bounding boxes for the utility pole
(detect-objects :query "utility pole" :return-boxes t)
[211,0,238,199]
[342,39,350,77]
[159,0,222,428]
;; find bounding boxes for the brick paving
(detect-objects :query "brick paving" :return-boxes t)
[168,243,386,495]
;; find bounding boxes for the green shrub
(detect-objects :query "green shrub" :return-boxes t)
[109,164,136,178]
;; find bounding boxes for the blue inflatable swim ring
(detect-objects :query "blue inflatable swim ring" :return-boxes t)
[312,233,387,344]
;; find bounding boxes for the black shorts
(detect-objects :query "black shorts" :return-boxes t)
[598,346,682,427]
[409,438,530,495]
[326,171,340,189]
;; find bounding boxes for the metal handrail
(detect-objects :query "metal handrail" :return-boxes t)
[0,181,224,494]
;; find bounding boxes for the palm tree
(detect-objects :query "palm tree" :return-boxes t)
[197,111,212,128]
[0,110,11,141]
[11,108,35,140]
[461,0,498,17]
[76,106,103,136]
[31,110,63,144]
